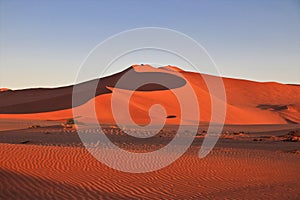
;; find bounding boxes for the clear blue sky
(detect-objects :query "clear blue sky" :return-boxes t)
[0,0,299,89]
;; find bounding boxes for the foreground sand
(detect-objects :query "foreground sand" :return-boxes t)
[1,143,300,199]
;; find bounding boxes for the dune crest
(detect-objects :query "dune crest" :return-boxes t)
[0,88,11,92]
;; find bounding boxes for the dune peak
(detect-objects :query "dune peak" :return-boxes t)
[130,64,185,73]
[131,64,155,69]
[0,88,11,92]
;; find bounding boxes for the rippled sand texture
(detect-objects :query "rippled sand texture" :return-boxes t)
[1,144,300,199]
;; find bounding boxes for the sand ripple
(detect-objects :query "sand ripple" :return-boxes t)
[1,144,300,199]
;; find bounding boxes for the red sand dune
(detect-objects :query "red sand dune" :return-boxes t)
[0,64,299,125]
[0,88,10,92]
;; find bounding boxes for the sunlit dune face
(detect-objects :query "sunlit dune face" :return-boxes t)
[93,89,182,126]
[0,88,10,92]
[128,89,181,125]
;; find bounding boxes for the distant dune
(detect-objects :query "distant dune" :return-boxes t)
[0,88,10,92]
[0,64,299,125]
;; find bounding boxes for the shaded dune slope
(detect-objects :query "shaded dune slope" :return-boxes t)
[0,66,185,114]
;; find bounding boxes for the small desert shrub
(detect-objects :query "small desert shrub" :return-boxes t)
[66,118,75,125]
[61,118,77,130]
[28,125,41,129]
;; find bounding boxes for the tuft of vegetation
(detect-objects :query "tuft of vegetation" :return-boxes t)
[28,125,41,129]
[66,118,75,125]
[60,118,77,130]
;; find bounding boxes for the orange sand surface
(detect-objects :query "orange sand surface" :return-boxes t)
[1,143,300,199]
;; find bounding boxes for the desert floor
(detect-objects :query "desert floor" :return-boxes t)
[1,121,300,199]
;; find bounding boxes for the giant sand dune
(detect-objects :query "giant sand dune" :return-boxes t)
[0,64,299,126]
